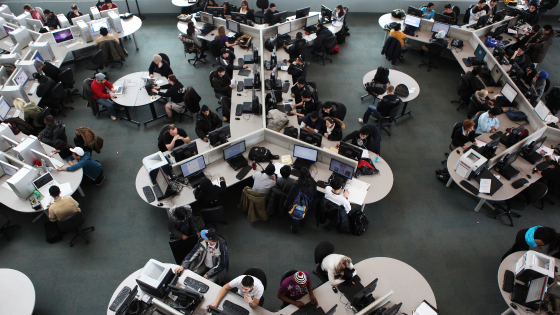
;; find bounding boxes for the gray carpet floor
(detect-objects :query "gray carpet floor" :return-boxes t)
[1,12,560,315]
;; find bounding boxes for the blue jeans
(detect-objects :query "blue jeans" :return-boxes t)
[362,105,381,124]
[96,98,120,117]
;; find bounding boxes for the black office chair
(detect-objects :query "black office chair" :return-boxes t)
[544,78,551,94]
[492,182,548,227]
[452,6,461,25]
[372,101,403,136]
[451,74,470,111]
[85,49,106,78]
[463,5,475,25]
[540,181,558,210]
[51,82,73,117]
[254,0,269,24]
[159,53,171,66]
[467,94,481,119]
[442,121,463,163]
[297,42,308,60]
[57,211,95,247]
[343,7,350,35]
[58,68,80,103]
[315,36,337,66]
[419,43,444,72]
[200,206,228,231]
[209,70,223,111]
[220,96,231,121]
[471,111,484,131]
[312,241,335,284]
[0,212,20,241]
[243,268,267,306]
[36,107,51,128]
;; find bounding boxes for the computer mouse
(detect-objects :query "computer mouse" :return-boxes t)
[510,303,517,310]
[527,174,531,179]
[237,93,241,96]
[456,149,460,154]
[235,117,240,120]
[210,33,215,36]
[332,287,338,293]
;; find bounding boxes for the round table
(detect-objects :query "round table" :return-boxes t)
[0,269,35,315]
[120,16,143,50]
[378,13,403,42]
[172,0,198,7]
[362,69,420,121]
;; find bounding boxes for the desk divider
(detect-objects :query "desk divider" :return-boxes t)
[543,127,560,143]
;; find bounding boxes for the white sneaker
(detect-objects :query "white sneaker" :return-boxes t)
[111,116,117,120]
[358,118,364,124]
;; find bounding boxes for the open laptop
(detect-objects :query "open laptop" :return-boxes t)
[512,276,547,309]
[292,145,317,170]
[32,173,60,205]
[113,83,126,95]
[223,140,248,171]
[180,155,208,187]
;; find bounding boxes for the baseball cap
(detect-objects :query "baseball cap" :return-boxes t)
[69,147,85,156]
[33,59,44,68]
[201,229,218,240]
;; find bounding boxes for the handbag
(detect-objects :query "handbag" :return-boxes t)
[357,158,379,175]
[395,84,409,97]
[451,39,463,48]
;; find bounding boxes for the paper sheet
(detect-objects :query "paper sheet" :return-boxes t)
[212,178,221,187]
[414,301,438,315]
[273,162,285,176]
[231,78,236,86]
[479,179,491,194]
[40,182,73,209]
[474,139,486,147]
[227,32,236,37]
[361,149,369,159]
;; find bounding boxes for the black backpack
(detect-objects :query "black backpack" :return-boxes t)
[283,126,298,139]
[336,31,346,45]
[395,84,409,97]
[264,35,277,52]
[545,86,560,115]
[373,67,390,84]
[248,147,278,162]
[349,211,369,236]
[44,221,62,244]
[391,9,406,19]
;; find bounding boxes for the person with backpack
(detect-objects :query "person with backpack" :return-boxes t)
[285,168,317,235]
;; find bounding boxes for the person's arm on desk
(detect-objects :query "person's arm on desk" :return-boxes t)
[208,283,233,311]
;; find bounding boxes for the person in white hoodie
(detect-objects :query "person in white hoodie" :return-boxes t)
[321,254,357,286]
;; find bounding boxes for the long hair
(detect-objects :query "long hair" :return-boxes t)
[217,25,226,37]
[536,227,560,254]
[336,5,344,18]
[297,167,316,195]
[187,21,195,36]
[336,256,352,273]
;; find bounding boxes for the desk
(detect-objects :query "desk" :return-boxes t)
[172,0,197,8]
[0,269,35,315]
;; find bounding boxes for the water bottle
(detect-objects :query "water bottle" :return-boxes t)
[375,154,379,163]
[33,189,41,199]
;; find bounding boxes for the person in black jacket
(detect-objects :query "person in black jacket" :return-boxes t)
[264,3,276,25]
[36,74,59,109]
[522,64,537,84]
[319,117,343,141]
[67,4,84,24]
[34,60,61,82]
[338,127,376,153]
[541,156,560,187]
[359,85,401,124]
[313,23,334,54]
[506,46,531,69]
[501,226,560,261]
[463,66,487,95]
[321,102,346,121]
[38,115,66,146]
[152,75,186,123]
[195,105,223,142]
[284,32,306,60]
[195,177,227,207]
[291,77,315,105]
[285,56,309,83]
[149,54,174,79]
[161,124,191,151]
[212,66,233,99]
[511,25,540,51]
[168,206,200,265]
[467,89,494,119]
[291,90,317,120]
[526,4,540,26]
[219,48,248,78]
[451,119,477,149]
[43,9,60,30]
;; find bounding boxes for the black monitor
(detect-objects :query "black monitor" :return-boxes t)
[434,13,452,24]
[200,12,214,25]
[502,149,522,169]
[299,128,322,147]
[206,6,224,17]
[509,62,524,81]
[527,136,547,154]
[476,14,490,28]
[252,42,259,63]
[516,10,528,23]
[168,284,203,308]
[329,158,354,180]
[172,142,199,162]
[479,137,500,158]
[208,125,231,146]
[491,23,508,38]
[223,140,246,161]
[226,19,241,33]
[338,142,362,161]
[494,9,506,22]
[272,11,287,24]
[296,6,310,19]
[407,6,423,18]
[321,5,333,21]
[252,87,260,113]
[231,12,247,24]
[351,278,378,307]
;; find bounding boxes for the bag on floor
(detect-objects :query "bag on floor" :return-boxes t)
[349,211,369,236]
[336,31,345,45]
[373,67,390,84]
[44,221,62,244]
[435,168,450,183]
[284,126,298,139]
[331,45,339,54]
[248,147,278,162]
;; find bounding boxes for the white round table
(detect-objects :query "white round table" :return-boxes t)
[378,13,403,43]
[172,0,198,7]
[0,269,35,315]
[120,16,143,50]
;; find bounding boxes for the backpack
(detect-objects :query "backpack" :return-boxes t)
[505,109,528,121]
[506,127,529,140]
[264,35,277,52]
[44,221,62,244]
[391,9,406,19]
[435,168,450,183]
[336,31,345,45]
[365,81,387,95]
[284,126,298,139]
[395,84,409,97]
[288,191,309,220]
[373,67,390,84]
[539,0,558,10]
[349,211,369,236]
[248,147,278,162]
[545,87,560,115]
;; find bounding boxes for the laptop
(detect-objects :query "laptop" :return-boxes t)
[113,84,126,95]
[33,173,60,198]
[512,276,547,309]
[223,140,248,171]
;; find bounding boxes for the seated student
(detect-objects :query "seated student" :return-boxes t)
[47,185,80,222]
[33,60,61,85]
[168,206,200,263]
[325,177,351,214]
[195,177,227,208]
[152,75,185,123]
[286,56,309,83]
[442,3,457,24]
[300,111,324,133]
[212,66,233,101]
[291,77,315,105]
[238,0,255,22]
[338,127,376,153]
[359,85,401,124]
[149,54,174,79]
[264,3,276,25]
[285,168,317,235]
[321,254,356,286]
[23,4,44,23]
[94,27,119,46]
[313,23,334,54]
[195,105,223,142]
[464,66,484,93]
[219,48,249,78]
[488,0,498,17]
[252,164,277,196]
[452,119,477,150]
[284,32,306,61]
[161,124,190,151]
[174,228,229,284]
[506,46,531,69]
[215,26,239,49]
[278,271,317,308]
[321,102,346,121]
[511,25,540,52]
[421,2,436,19]
[319,117,343,141]
[208,275,264,310]
[332,5,346,23]
[43,10,61,30]
[468,89,495,118]
[526,4,540,26]
[222,1,233,16]
[277,165,296,193]
[91,73,122,121]
[532,70,548,100]
[101,0,118,11]
[523,64,537,84]
[38,115,66,146]
[475,107,501,135]
[469,0,489,25]
[291,90,317,119]
[389,24,411,54]
[57,147,105,185]
[36,74,58,109]
[526,25,554,64]
[67,4,84,24]
[185,21,208,58]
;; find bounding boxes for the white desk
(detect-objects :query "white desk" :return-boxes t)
[172,0,198,8]
[0,268,35,315]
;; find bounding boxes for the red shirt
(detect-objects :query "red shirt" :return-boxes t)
[91,80,114,99]
[100,3,118,11]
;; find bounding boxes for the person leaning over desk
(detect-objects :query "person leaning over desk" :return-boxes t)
[33,59,60,82]
[475,107,501,135]
[286,56,309,83]
[325,177,351,214]
[313,23,334,54]
[67,4,84,25]
[442,3,457,25]
[252,164,277,196]
[284,32,306,61]
[194,177,227,208]
[149,54,174,79]
[321,254,356,286]
[162,124,190,151]
[151,74,186,123]
[47,185,80,222]
[511,25,540,52]
[208,274,263,309]
[219,48,249,78]
[451,119,477,150]
[501,226,560,261]
[505,46,531,69]
[195,105,223,142]
[278,271,317,308]
[277,165,296,193]
[23,4,44,23]
[43,10,60,30]
[222,1,233,17]
[291,90,317,119]
[291,77,315,105]
[168,205,200,263]
[58,147,105,186]
[38,115,66,146]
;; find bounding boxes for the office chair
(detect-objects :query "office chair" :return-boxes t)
[243,268,267,306]
[254,0,269,24]
[442,121,463,163]
[85,50,106,78]
[57,211,95,247]
[463,5,475,25]
[82,78,109,117]
[157,124,171,152]
[173,94,194,123]
[372,101,403,136]
[315,36,337,66]
[36,107,51,128]
[0,212,20,241]
[544,78,551,94]
[209,70,223,111]
[451,74,470,111]
[492,182,548,227]
[540,181,558,210]
[59,69,80,103]
[51,82,74,117]
[452,6,461,25]
[471,111,484,131]
[312,241,335,284]
[419,43,444,72]
[159,53,171,66]
[200,206,228,232]
[35,7,46,23]
[343,7,350,35]
[183,40,207,66]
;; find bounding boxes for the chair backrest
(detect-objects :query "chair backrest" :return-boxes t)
[57,211,84,232]
[158,124,171,151]
[209,71,217,88]
[544,78,551,93]
[450,121,463,139]
[200,206,225,224]
[256,0,269,11]
[323,36,337,50]
[387,102,403,120]
[183,40,196,53]
[243,267,267,290]
[92,49,104,66]
[280,270,298,285]
[472,111,484,129]
[314,241,335,264]
[159,53,171,66]
[52,82,64,99]
[426,42,445,55]
[526,182,548,203]
[59,68,73,86]
[463,5,474,23]
[452,6,461,17]
[35,7,46,22]
[37,107,51,123]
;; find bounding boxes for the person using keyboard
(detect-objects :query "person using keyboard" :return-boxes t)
[58,147,105,186]
[324,178,351,214]
[475,107,501,135]
[337,127,377,154]
[505,46,531,70]
[291,78,317,106]
[152,76,188,123]
[33,59,61,82]
[451,119,477,150]
[94,27,119,47]
[278,271,317,308]
[467,89,494,119]
[38,115,67,146]
[286,56,310,84]
[300,112,324,134]
[212,66,233,101]
[264,3,276,25]
[291,91,317,121]
[194,177,227,207]
[219,48,249,79]
[501,226,560,261]
[168,206,200,264]
[283,32,306,61]
[91,73,122,121]
[174,228,229,284]
[208,275,264,310]
[252,164,277,197]
[149,54,174,79]
[321,254,357,286]
[313,23,334,55]
[47,185,81,222]
[196,106,224,143]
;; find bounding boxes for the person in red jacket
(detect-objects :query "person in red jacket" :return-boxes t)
[91,73,122,120]
[100,0,118,11]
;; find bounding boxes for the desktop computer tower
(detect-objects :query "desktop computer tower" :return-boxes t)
[76,20,93,43]
[7,164,38,199]
[0,5,12,16]
[0,122,16,152]
[90,7,101,20]
[29,41,55,61]
[1,85,30,103]
[9,27,32,48]
[0,17,7,39]
[57,14,70,28]
[107,12,123,33]
[14,135,46,166]
[14,12,30,27]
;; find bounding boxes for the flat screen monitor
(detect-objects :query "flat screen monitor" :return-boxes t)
[208,125,231,146]
[494,10,506,22]
[25,18,43,31]
[492,22,508,37]
[476,14,490,27]
[503,149,521,168]
[474,44,486,62]
[296,7,310,19]
[431,21,450,36]
[226,19,240,33]
[100,8,119,18]
[434,13,452,24]
[277,21,291,35]
[530,136,547,153]
[12,68,28,87]
[0,160,18,177]
[206,6,224,18]
[0,97,10,120]
[273,11,287,24]
[321,5,332,20]
[90,18,110,34]
[2,135,19,148]
[52,28,74,44]
[306,14,319,27]
[223,140,246,161]
[501,82,518,103]
[507,16,518,28]
[293,144,317,162]
[299,128,322,147]
[338,142,362,161]
[230,12,247,24]
[200,12,214,25]
[404,14,421,28]
[351,279,378,306]
[155,168,169,194]
[180,155,206,178]
[3,25,14,35]
[31,50,44,63]
[172,142,198,162]
[354,291,394,315]
[407,6,423,18]
[329,158,353,180]
[30,149,58,169]
[490,64,502,84]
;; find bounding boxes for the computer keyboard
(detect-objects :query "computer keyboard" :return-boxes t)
[282,82,290,93]
[489,131,504,140]
[142,186,155,203]
[237,81,244,92]
[223,300,249,315]
[236,165,252,180]
[291,168,301,177]
[238,58,244,66]
[503,270,515,293]
[292,302,317,315]
[460,180,479,195]
[109,286,131,311]
[183,276,209,293]
[66,41,81,48]
[317,180,327,189]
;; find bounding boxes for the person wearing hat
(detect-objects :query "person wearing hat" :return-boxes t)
[278,271,317,308]
[321,254,357,286]
[174,228,229,284]
[91,73,122,120]
[251,164,277,196]
[33,59,61,82]
[533,70,549,100]
[195,104,224,142]
[67,4,84,24]
[208,274,264,310]
[218,48,248,78]
[47,185,81,222]
[57,147,105,186]
[283,32,306,61]
[101,0,118,11]
[149,54,174,79]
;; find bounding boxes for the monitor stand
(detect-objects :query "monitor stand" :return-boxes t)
[293,158,313,170]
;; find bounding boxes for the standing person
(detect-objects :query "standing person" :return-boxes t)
[185,21,208,58]
[194,177,227,208]
[264,3,276,25]
[195,105,223,142]
[338,127,376,153]
[359,85,401,124]
[161,124,190,151]
[421,2,435,19]
[321,102,346,121]
[526,25,554,64]
[512,25,540,52]
[152,75,185,123]
[57,147,105,185]
[34,59,61,82]
[252,164,277,196]
[321,254,357,286]
[168,206,200,264]
[43,10,61,30]
[67,4,84,24]
[38,115,66,146]
[451,119,477,150]
[23,4,44,23]
[208,275,263,309]
[291,77,314,105]
[238,0,255,22]
[149,54,174,79]
[502,226,560,261]
[101,0,118,11]
[532,70,548,100]
[469,0,489,25]
[47,186,80,222]
[278,271,318,308]
[389,24,411,54]
[51,139,74,160]
[442,4,457,24]
[91,73,122,121]
[285,167,317,234]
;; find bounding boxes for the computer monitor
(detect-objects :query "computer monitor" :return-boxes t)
[206,6,224,18]
[31,50,44,63]
[223,140,246,161]
[226,19,240,33]
[72,14,92,25]
[321,5,333,21]
[0,160,18,177]
[90,18,110,35]
[479,137,500,158]
[431,21,450,37]
[509,62,523,81]
[200,12,214,25]
[490,64,503,84]
[2,135,19,149]
[2,13,16,24]
[501,82,518,103]
[404,14,421,28]
[52,28,74,44]
[208,125,231,146]
[407,6,423,18]
[474,44,486,62]
[329,158,354,180]
[180,155,206,178]
[299,128,322,147]
[293,144,318,162]
[354,291,394,315]
[135,259,174,299]
[25,18,43,31]
[507,16,518,28]
[3,25,14,35]
[0,97,10,120]
[476,14,490,28]
[493,9,506,22]
[155,167,169,195]
[492,22,508,37]
[528,136,547,153]
[171,142,198,162]
[273,11,287,24]
[306,14,319,27]
[30,149,59,169]
[338,142,362,161]
[296,7,310,19]
[11,68,28,87]
[277,21,291,35]
[434,13,452,24]
[351,278,378,307]
[502,149,521,169]
[100,8,119,18]
[230,12,247,24]
[167,284,203,309]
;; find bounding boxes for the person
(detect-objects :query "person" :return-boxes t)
[532,70,548,100]
[57,147,105,185]
[291,90,317,119]
[338,127,376,153]
[195,105,223,142]
[101,0,118,11]
[47,185,80,222]
[67,4,84,24]
[319,117,343,141]
[522,64,537,84]
[94,27,119,46]
[208,274,264,310]
[451,119,477,150]
[285,167,317,234]
[195,177,227,207]
[488,0,498,17]
[91,73,122,120]
[475,107,501,135]
[222,1,233,16]
[152,75,185,122]
[38,115,66,146]
[291,77,315,105]
[526,4,540,26]
[215,25,238,48]
[468,89,494,118]
[421,2,435,19]
[512,25,540,52]
[526,24,554,64]
[51,139,74,160]
[469,0,489,25]
[463,66,486,94]
[149,54,174,79]
[264,3,276,25]
[33,59,61,82]
[389,24,411,54]
[286,55,309,83]
[168,206,200,264]
[43,10,61,30]
[502,226,560,261]
[185,21,208,58]
[321,102,346,121]
[283,32,306,61]
[332,5,346,24]
[359,85,401,124]
[23,4,44,23]
[238,0,255,22]
[313,23,334,54]
[212,66,233,100]
[219,48,248,78]
[161,124,190,151]
[541,155,560,188]
[252,164,276,196]
[36,74,59,110]
[174,228,229,284]
[442,4,457,24]
[325,177,351,214]
[278,271,317,308]
[300,111,323,133]
[321,254,357,286]
[505,46,531,69]
[277,165,296,193]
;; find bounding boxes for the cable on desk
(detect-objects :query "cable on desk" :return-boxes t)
[242,114,252,122]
